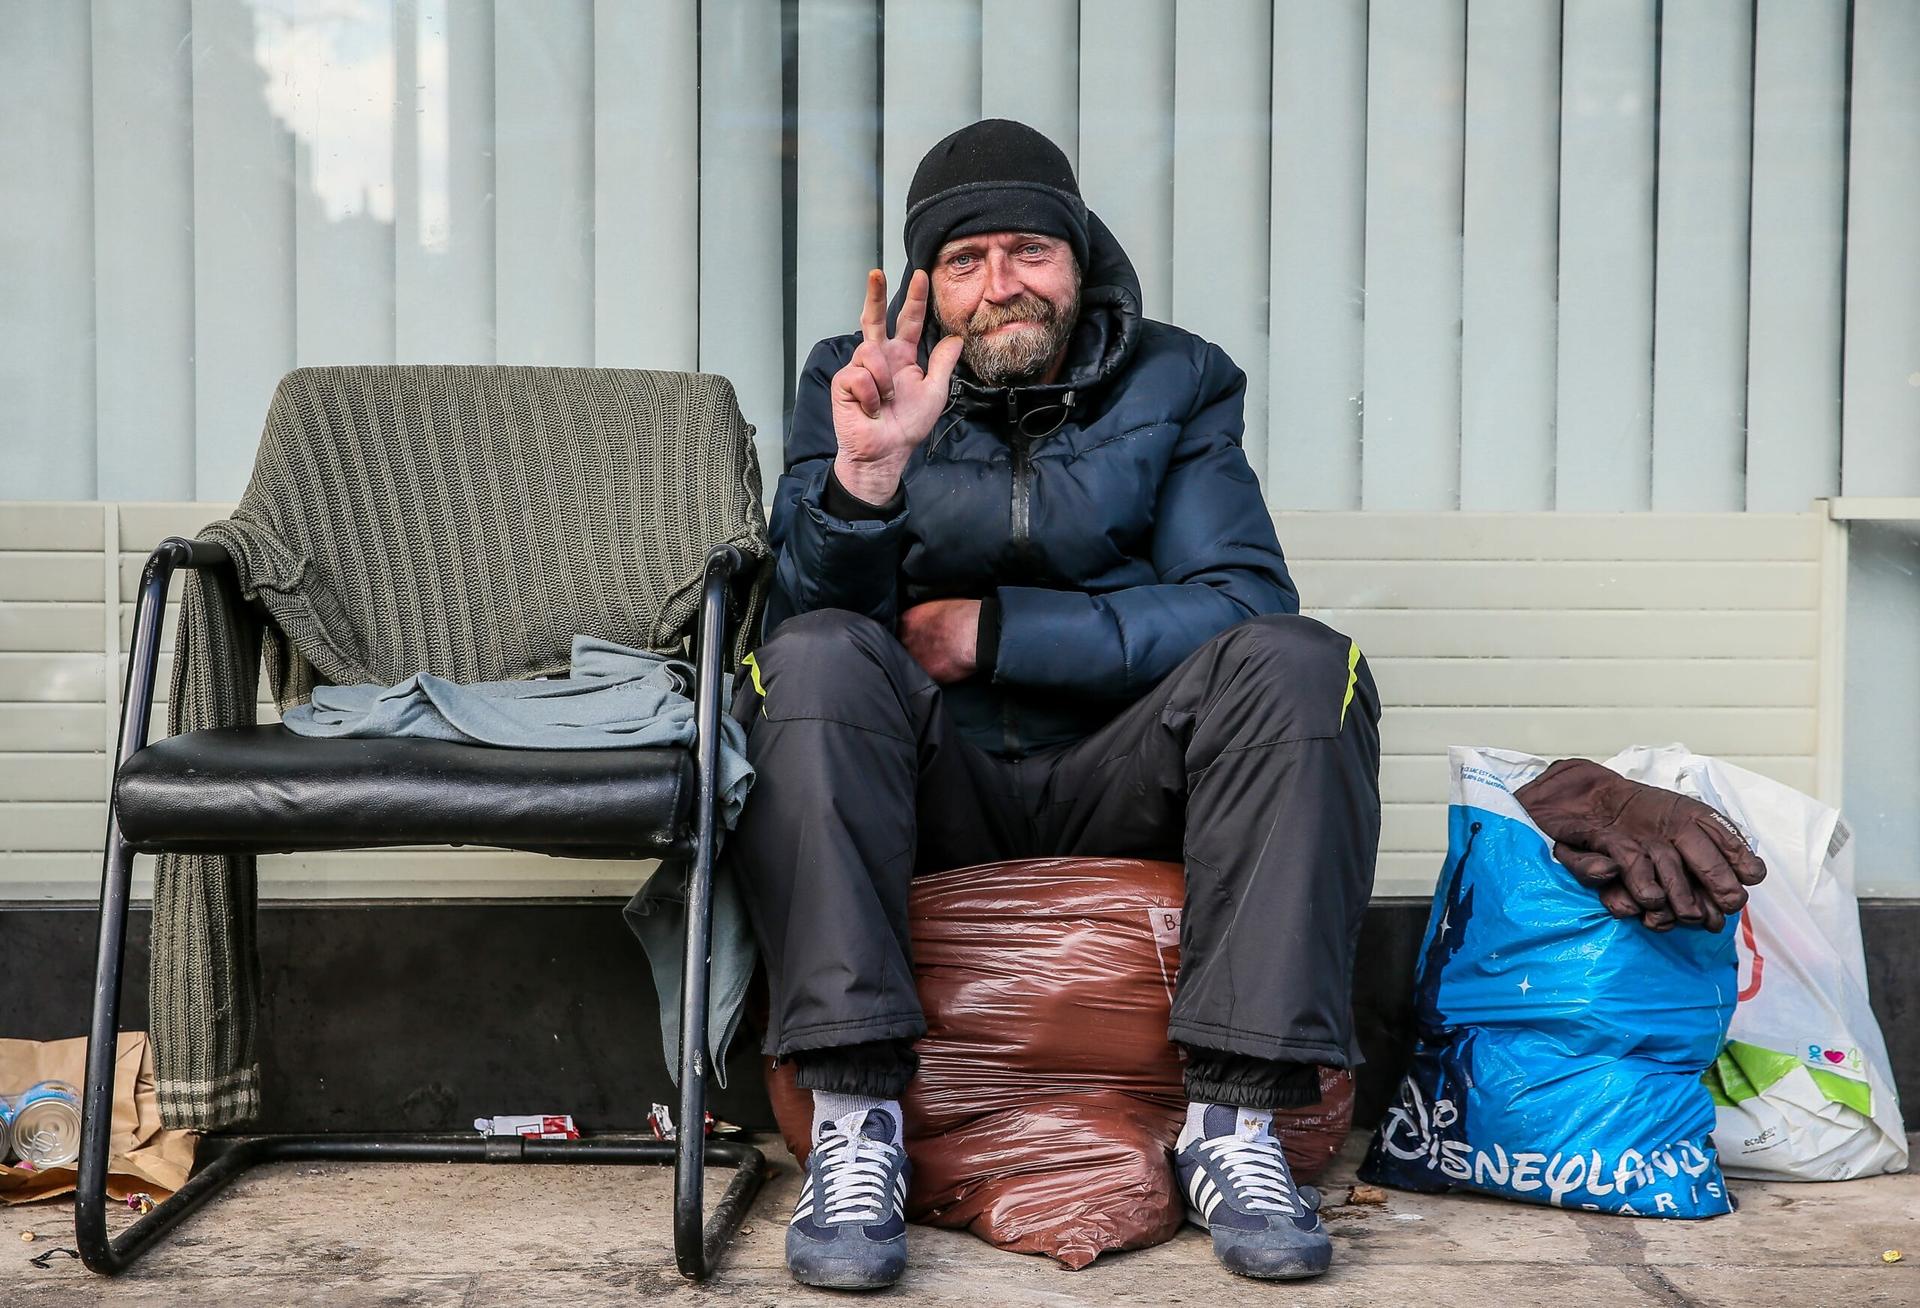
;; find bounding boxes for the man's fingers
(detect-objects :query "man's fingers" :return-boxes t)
[850,340,896,402]
[1673,824,1749,915]
[1641,905,1678,932]
[924,333,963,397]
[1648,840,1705,924]
[859,269,888,346]
[1552,842,1620,888]
[837,365,882,419]
[895,269,929,354]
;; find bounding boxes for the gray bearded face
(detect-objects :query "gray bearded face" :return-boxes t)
[937,276,1082,387]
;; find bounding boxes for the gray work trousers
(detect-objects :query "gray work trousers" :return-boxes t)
[727,608,1383,1108]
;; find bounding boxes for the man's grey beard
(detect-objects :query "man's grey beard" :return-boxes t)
[939,282,1081,387]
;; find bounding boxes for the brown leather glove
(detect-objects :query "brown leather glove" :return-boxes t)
[1514,758,1767,933]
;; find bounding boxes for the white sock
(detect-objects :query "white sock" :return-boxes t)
[811,1091,904,1146]
[1180,1100,1274,1147]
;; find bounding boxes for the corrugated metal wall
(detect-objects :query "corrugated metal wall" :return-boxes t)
[3,0,1917,507]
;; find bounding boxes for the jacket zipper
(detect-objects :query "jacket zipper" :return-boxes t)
[1007,392,1032,554]
[1003,392,1032,756]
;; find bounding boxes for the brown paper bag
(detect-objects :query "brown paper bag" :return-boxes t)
[0,1031,198,1205]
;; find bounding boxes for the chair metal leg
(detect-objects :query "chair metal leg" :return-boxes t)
[674,543,746,1279]
[75,804,768,1278]
[76,1130,767,1277]
[74,824,141,1273]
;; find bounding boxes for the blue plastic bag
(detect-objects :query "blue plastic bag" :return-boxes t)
[1360,748,1739,1218]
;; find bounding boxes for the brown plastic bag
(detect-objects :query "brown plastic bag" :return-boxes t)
[0,1031,197,1204]
[767,857,1354,1268]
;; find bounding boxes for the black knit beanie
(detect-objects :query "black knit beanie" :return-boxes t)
[903,119,1091,276]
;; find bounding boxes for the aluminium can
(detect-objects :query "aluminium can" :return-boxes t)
[11,1080,82,1169]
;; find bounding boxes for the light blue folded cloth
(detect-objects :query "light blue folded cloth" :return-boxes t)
[282,634,758,1085]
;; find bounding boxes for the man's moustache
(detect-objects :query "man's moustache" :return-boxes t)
[966,299,1055,334]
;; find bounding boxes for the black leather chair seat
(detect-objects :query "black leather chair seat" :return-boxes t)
[114,726,696,858]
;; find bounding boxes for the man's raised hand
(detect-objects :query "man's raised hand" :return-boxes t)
[830,269,964,505]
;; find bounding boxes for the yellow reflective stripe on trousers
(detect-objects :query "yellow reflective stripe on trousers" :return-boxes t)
[1339,640,1362,729]
[742,651,767,714]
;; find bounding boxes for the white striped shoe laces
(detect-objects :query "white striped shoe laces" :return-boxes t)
[1190,1134,1301,1220]
[792,1113,905,1227]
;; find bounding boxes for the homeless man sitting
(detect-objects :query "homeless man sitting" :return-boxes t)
[726,118,1379,1287]
[731,117,1773,1291]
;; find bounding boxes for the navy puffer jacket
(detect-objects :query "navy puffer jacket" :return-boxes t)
[764,214,1298,756]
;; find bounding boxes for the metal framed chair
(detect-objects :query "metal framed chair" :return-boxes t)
[72,370,768,1281]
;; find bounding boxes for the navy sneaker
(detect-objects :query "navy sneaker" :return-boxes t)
[786,1107,910,1289]
[1174,1106,1332,1280]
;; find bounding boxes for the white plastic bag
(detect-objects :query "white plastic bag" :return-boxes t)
[1607,744,1908,1181]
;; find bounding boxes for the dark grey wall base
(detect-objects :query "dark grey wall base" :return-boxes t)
[1,898,1912,1135]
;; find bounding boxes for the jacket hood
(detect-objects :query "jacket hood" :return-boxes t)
[887,209,1144,426]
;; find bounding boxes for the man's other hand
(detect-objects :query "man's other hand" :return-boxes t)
[1515,758,1767,933]
[898,600,981,685]
[831,269,965,505]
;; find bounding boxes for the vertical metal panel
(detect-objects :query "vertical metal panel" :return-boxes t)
[1076,0,1173,318]
[1650,0,1753,510]
[1359,0,1466,510]
[191,0,297,501]
[0,0,96,500]
[1841,0,1920,496]
[594,0,698,370]
[700,0,787,473]
[288,1,399,368]
[91,0,195,500]
[794,0,881,381]
[1745,0,1847,512]
[1268,0,1368,510]
[980,0,1078,166]
[1843,522,1920,895]
[1459,0,1559,511]
[1172,0,1272,479]
[397,0,498,364]
[493,0,593,364]
[1554,0,1657,510]
[880,0,982,282]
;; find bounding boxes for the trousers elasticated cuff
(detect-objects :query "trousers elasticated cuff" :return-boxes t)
[1182,1045,1323,1111]
[790,1038,920,1100]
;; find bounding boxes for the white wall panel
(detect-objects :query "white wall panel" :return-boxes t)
[0,503,1839,901]
[1359,0,1466,510]
[1650,0,1753,510]
[1268,0,1367,509]
[1458,0,1559,511]
[1841,0,1920,496]
[1076,0,1173,319]
[1554,0,1657,510]
[493,0,593,364]
[1744,0,1847,511]
[91,0,195,501]
[1172,0,1272,478]
[595,0,697,371]
[700,0,787,473]
[0,1,96,500]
